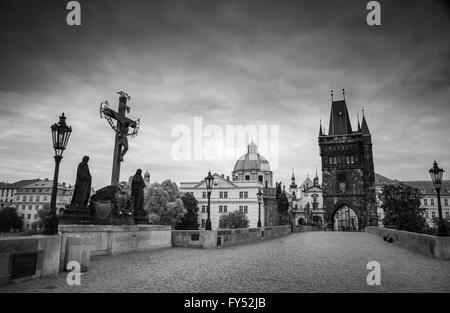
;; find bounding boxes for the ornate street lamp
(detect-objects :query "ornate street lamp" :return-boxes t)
[257,189,263,227]
[43,113,72,235]
[429,161,448,236]
[204,171,214,230]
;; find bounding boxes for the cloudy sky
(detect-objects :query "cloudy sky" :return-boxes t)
[0,0,449,190]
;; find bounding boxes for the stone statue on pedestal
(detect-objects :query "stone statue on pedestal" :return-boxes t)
[59,156,96,225]
[71,156,92,206]
[131,169,148,224]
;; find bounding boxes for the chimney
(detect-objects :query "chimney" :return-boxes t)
[226,176,230,181]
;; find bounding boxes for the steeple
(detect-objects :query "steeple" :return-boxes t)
[319,119,323,136]
[290,168,297,189]
[357,113,361,132]
[361,109,370,135]
[328,91,353,136]
[313,167,319,186]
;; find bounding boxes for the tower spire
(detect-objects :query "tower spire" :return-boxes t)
[331,90,334,102]
[342,88,346,100]
[319,118,323,136]
[360,105,370,135]
[357,113,361,132]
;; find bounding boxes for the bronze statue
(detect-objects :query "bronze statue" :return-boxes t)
[131,169,145,214]
[71,156,92,206]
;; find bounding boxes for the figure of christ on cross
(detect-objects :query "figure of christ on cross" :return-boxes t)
[101,92,138,185]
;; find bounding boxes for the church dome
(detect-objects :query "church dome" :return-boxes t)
[233,142,271,173]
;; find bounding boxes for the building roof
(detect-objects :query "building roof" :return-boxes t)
[233,142,271,173]
[402,180,450,196]
[0,179,40,189]
[375,173,399,186]
[328,99,353,136]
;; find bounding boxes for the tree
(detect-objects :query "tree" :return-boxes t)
[31,204,50,231]
[176,193,199,230]
[219,210,249,229]
[145,179,186,228]
[0,207,24,232]
[381,183,427,233]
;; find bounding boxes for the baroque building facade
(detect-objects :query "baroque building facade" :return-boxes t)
[180,142,273,229]
[318,92,377,230]
[289,171,325,228]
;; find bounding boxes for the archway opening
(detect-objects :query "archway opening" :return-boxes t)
[298,218,306,226]
[312,215,323,228]
[333,205,359,231]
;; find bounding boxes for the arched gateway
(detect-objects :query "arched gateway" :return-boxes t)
[332,205,359,231]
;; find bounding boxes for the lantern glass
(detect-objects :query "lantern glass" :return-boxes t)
[205,171,214,193]
[429,161,444,190]
[51,113,72,156]
[257,189,263,204]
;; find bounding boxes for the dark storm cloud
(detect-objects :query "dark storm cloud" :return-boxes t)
[0,0,449,188]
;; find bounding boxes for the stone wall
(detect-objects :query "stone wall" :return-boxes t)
[59,225,172,271]
[0,235,61,285]
[172,225,291,249]
[365,226,450,260]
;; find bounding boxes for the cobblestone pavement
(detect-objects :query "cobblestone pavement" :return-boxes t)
[1,232,449,293]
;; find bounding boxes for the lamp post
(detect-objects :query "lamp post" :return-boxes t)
[204,171,214,230]
[257,189,263,227]
[42,113,72,235]
[429,161,448,236]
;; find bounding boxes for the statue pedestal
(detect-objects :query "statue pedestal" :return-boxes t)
[59,204,96,225]
[134,209,148,225]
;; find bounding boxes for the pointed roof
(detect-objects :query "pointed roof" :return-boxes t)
[301,175,313,189]
[361,115,370,135]
[319,119,323,136]
[328,99,353,136]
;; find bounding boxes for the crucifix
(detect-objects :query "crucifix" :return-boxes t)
[100,91,140,186]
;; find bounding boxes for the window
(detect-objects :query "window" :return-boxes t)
[201,219,205,228]
[202,192,206,199]
[219,192,223,198]
[239,206,248,214]
[244,192,248,198]
[34,214,37,220]
[16,196,20,201]
[223,205,228,213]
[431,199,435,206]
[337,172,347,192]
[432,211,436,218]
[445,199,448,206]
[22,205,25,210]
[424,199,428,206]
[22,196,26,201]
[245,175,250,181]
[36,196,40,202]
[445,211,449,219]
[28,205,32,210]
[35,205,39,210]
[43,196,48,201]
[201,205,206,213]
[29,196,33,202]
[224,192,228,199]
[219,205,223,213]
[425,211,429,219]
[258,175,263,183]
[27,214,31,220]
[350,156,355,164]
[239,191,243,198]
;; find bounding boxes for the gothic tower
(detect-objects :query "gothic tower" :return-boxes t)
[318,90,377,230]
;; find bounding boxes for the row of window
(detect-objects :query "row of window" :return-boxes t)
[425,211,450,219]
[201,191,249,199]
[19,204,42,211]
[0,189,16,197]
[328,155,356,165]
[19,213,38,221]
[423,198,449,206]
[200,205,249,214]
[232,175,265,183]
[16,195,49,202]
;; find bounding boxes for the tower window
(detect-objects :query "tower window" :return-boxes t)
[245,175,250,181]
[337,173,348,192]
[258,175,263,183]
